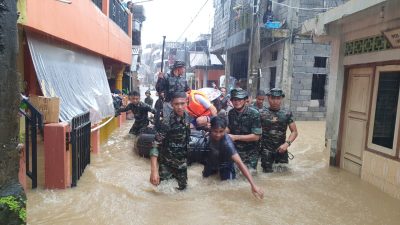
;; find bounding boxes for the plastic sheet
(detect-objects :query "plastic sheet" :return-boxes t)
[27,35,114,124]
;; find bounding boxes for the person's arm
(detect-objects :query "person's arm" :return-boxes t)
[229,134,260,142]
[145,103,157,115]
[155,75,166,93]
[277,122,298,153]
[230,109,262,142]
[232,154,264,199]
[149,155,160,186]
[208,105,218,116]
[117,103,132,113]
[195,95,218,116]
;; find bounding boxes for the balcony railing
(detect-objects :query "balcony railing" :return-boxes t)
[92,0,102,10]
[229,12,251,36]
[109,0,129,34]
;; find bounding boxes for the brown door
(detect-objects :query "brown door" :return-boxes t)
[340,67,374,175]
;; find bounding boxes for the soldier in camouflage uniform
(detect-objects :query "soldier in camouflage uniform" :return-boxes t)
[118,91,156,135]
[144,90,154,107]
[260,88,298,173]
[149,92,191,190]
[227,88,262,170]
[156,60,190,119]
[251,90,268,113]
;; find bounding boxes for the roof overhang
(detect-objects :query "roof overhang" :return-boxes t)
[301,0,387,36]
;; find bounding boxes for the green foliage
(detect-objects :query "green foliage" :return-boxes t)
[0,196,26,224]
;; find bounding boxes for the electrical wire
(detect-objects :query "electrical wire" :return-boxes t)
[270,0,334,11]
[176,0,210,42]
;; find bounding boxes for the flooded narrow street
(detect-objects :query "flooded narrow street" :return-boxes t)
[27,121,400,225]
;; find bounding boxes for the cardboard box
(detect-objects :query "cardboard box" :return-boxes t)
[30,95,60,124]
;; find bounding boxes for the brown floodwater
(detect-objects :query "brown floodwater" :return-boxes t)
[27,121,400,225]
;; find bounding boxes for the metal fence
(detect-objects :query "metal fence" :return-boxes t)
[109,0,129,34]
[19,99,43,189]
[92,0,102,10]
[70,111,91,187]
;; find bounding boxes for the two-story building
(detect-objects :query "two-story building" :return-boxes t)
[17,0,133,189]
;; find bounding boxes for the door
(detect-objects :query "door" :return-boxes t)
[340,67,373,175]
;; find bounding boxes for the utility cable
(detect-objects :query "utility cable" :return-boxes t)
[270,0,334,11]
[176,0,210,42]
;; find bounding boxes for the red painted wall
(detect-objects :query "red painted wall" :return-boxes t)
[21,0,132,64]
[195,68,225,88]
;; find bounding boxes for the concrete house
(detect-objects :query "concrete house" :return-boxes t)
[210,0,345,120]
[303,0,400,199]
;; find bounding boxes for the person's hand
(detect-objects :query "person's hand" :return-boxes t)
[157,72,164,79]
[228,134,237,142]
[251,185,264,200]
[277,142,289,153]
[150,171,160,186]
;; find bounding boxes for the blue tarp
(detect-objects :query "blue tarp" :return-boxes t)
[265,21,282,29]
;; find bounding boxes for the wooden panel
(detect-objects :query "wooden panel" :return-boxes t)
[343,117,366,162]
[348,75,370,115]
[343,158,361,176]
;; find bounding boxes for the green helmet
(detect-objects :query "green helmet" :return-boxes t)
[230,88,248,99]
[267,88,285,97]
[145,90,151,94]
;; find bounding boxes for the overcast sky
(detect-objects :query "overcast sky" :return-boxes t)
[138,0,214,46]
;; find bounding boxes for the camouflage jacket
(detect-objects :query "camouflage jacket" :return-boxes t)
[260,107,294,147]
[152,111,191,169]
[118,102,155,123]
[251,102,268,114]
[144,96,154,107]
[156,72,190,102]
[228,106,262,149]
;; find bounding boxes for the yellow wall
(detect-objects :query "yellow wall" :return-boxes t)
[99,117,120,144]
[362,151,400,199]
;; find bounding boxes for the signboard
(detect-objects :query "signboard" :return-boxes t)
[132,45,141,55]
[384,28,400,48]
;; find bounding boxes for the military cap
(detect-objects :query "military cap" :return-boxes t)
[230,88,249,99]
[267,88,285,97]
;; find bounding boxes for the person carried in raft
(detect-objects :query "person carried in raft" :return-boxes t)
[185,89,218,130]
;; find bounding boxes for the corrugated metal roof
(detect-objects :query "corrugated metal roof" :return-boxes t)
[189,52,224,67]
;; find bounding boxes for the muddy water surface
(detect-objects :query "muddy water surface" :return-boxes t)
[27,121,400,225]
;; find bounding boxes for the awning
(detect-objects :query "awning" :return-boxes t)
[27,35,114,124]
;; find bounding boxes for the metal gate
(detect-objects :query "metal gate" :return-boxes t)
[19,98,43,189]
[70,111,91,187]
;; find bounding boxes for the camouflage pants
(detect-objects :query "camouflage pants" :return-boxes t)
[236,144,259,170]
[129,120,149,135]
[260,142,289,171]
[159,163,187,190]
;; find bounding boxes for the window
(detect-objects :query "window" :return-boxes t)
[314,56,327,68]
[368,66,400,156]
[270,67,276,89]
[311,74,326,100]
[271,51,278,61]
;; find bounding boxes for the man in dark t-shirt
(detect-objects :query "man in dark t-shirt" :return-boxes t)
[202,117,264,199]
[118,91,156,135]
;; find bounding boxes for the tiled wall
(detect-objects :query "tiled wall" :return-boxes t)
[361,151,400,199]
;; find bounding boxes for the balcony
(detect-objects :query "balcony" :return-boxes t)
[229,12,251,36]
[109,0,129,34]
[92,0,102,10]
[18,0,132,64]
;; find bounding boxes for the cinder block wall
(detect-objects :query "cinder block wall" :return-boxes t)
[291,37,331,121]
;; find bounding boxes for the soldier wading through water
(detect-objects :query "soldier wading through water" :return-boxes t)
[259,88,298,173]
